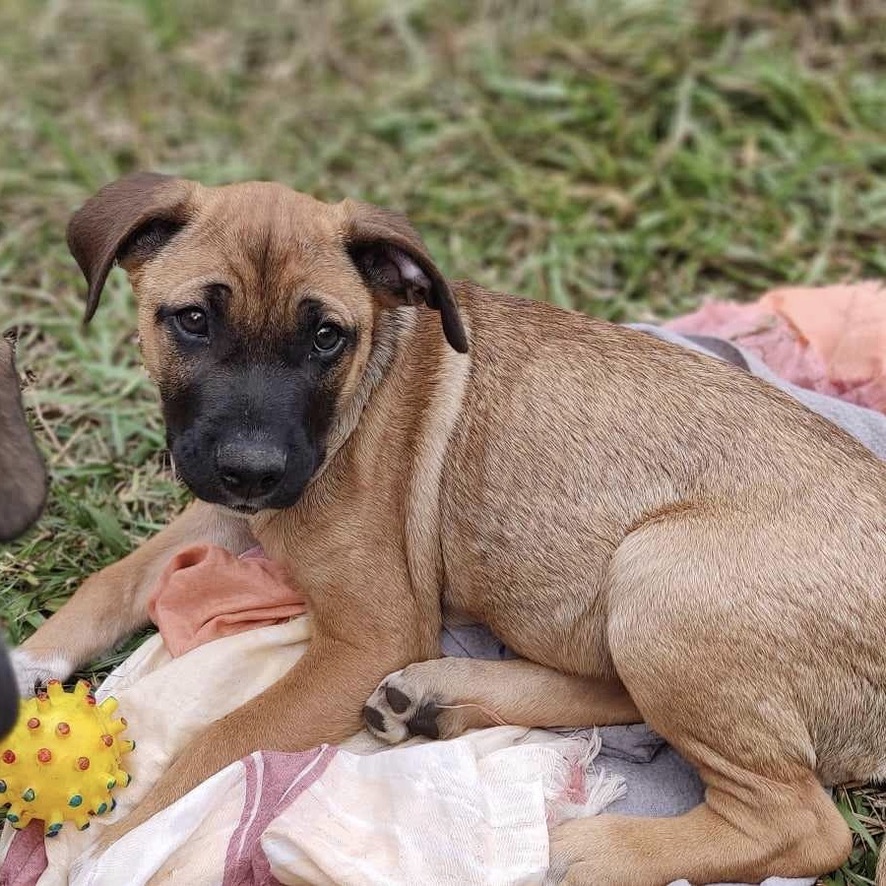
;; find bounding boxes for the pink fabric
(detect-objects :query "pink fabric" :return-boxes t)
[666,281,886,413]
[0,822,45,886]
[147,544,308,658]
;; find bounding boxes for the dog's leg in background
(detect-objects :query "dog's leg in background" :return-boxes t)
[11,501,254,693]
[364,658,642,742]
[0,335,48,737]
[0,336,46,544]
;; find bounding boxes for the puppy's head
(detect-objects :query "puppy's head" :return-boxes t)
[67,173,467,514]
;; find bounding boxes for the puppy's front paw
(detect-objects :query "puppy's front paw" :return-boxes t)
[9,649,74,696]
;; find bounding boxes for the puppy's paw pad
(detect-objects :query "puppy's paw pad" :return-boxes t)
[363,670,442,744]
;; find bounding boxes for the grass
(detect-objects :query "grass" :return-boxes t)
[0,0,885,880]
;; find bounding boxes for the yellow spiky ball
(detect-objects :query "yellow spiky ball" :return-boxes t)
[0,680,134,836]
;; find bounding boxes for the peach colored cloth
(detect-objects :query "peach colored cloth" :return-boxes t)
[147,544,308,657]
[665,281,886,413]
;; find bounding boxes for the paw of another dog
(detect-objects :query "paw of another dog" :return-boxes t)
[363,668,445,744]
[9,649,74,697]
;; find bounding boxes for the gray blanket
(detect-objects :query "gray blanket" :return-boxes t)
[442,324,886,886]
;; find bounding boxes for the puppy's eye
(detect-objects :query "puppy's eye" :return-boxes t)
[174,307,209,338]
[313,323,345,357]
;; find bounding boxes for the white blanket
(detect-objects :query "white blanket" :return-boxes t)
[0,618,624,886]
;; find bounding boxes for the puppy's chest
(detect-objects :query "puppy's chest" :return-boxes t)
[251,512,345,598]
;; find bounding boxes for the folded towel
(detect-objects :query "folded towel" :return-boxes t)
[147,543,307,657]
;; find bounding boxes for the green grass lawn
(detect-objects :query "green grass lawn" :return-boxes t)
[1,0,885,880]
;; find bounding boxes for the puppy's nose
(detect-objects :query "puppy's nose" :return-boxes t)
[215,440,287,500]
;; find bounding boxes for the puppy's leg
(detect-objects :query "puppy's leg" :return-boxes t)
[364,658,641,742]
[12,501,253,693]
[89,623,431,856]
[548,513,857,886]
[549,770,850,886]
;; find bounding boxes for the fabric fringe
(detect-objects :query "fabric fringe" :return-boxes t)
[544,729,627,826]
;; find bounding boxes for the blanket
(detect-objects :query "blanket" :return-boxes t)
[1,620,626,886]
[4,283,886,886]
[666,281,886,413]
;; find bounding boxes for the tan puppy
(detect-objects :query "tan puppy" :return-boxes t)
[13,172,886,884]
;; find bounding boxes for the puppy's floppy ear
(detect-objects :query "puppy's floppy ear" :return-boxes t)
[66,172,195,323]
[342,201,469,353]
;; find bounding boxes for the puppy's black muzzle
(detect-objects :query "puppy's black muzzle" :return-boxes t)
[216,438,289,505]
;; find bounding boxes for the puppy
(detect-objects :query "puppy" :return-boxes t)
[13,172,886,885]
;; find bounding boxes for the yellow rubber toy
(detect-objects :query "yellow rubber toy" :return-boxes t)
[0,679,134,836]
